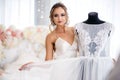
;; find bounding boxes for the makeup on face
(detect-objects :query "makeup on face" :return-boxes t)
[53,13,66,18]
[52,7,67,26]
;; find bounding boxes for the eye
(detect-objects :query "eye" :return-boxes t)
[53,14,58,17]
[61,13,65,16]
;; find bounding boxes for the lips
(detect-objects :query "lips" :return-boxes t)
[58,21,62,23]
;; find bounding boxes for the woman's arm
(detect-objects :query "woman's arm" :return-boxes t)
[45,34,54,61]
[19,34,54,71]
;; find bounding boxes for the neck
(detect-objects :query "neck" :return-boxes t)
[55,26,65,33]
[83,12,105,24]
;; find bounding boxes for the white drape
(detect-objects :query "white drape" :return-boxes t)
[0,0,34,30]
[111,0,120,59]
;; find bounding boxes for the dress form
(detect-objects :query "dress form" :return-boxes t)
[83,12,105,24]
[74,12,114,80]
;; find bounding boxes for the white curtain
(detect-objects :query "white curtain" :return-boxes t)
[0,0,59,29]
[0,0,34,30]
[111,0,120,59]
[0,0,5,24]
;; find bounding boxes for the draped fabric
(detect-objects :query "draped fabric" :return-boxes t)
[0,0,34,29]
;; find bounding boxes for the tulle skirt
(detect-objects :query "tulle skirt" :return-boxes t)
[0,57,114,80]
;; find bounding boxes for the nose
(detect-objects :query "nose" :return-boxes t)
[58,15,62,20]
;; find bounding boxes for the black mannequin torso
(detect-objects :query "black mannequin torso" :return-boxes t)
[83,12,105,24]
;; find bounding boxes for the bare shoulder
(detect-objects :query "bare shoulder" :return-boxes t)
[46,33,53,41]
[67,26,74,32]
[46,31,56,43]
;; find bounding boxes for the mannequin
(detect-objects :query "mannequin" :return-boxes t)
[83,12,105,24]
[74,12,113,80]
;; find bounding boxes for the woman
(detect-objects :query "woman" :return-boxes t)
[45,2,77,61]
[0,2,81,80]
[19,2,78,69]
[19,2,79,80]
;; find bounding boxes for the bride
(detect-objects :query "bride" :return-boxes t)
[0,2,80,80]
[19,2,79,80]
[19,2,78,67]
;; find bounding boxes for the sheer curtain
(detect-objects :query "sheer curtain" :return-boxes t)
[0,0,34,30]
[0,0,59,29]
[112,0,120,59]
[0,0,5,24]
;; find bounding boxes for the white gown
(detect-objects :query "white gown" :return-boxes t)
[20,37,79,80]
[75,22,114,80]
[1,37,82,80]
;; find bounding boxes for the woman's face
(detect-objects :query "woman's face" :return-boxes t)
[53,7,67,26]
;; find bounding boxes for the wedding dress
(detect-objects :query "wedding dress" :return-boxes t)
[20,37,80,80]
[0,37,82,80]
[75,22,114,80]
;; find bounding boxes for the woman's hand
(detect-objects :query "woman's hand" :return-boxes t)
[19,62,33,71]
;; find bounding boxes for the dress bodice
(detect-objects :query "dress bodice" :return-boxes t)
[54,37,77,59]
[75,22,113,57]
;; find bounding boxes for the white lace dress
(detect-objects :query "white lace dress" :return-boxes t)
[75,22,114,80]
